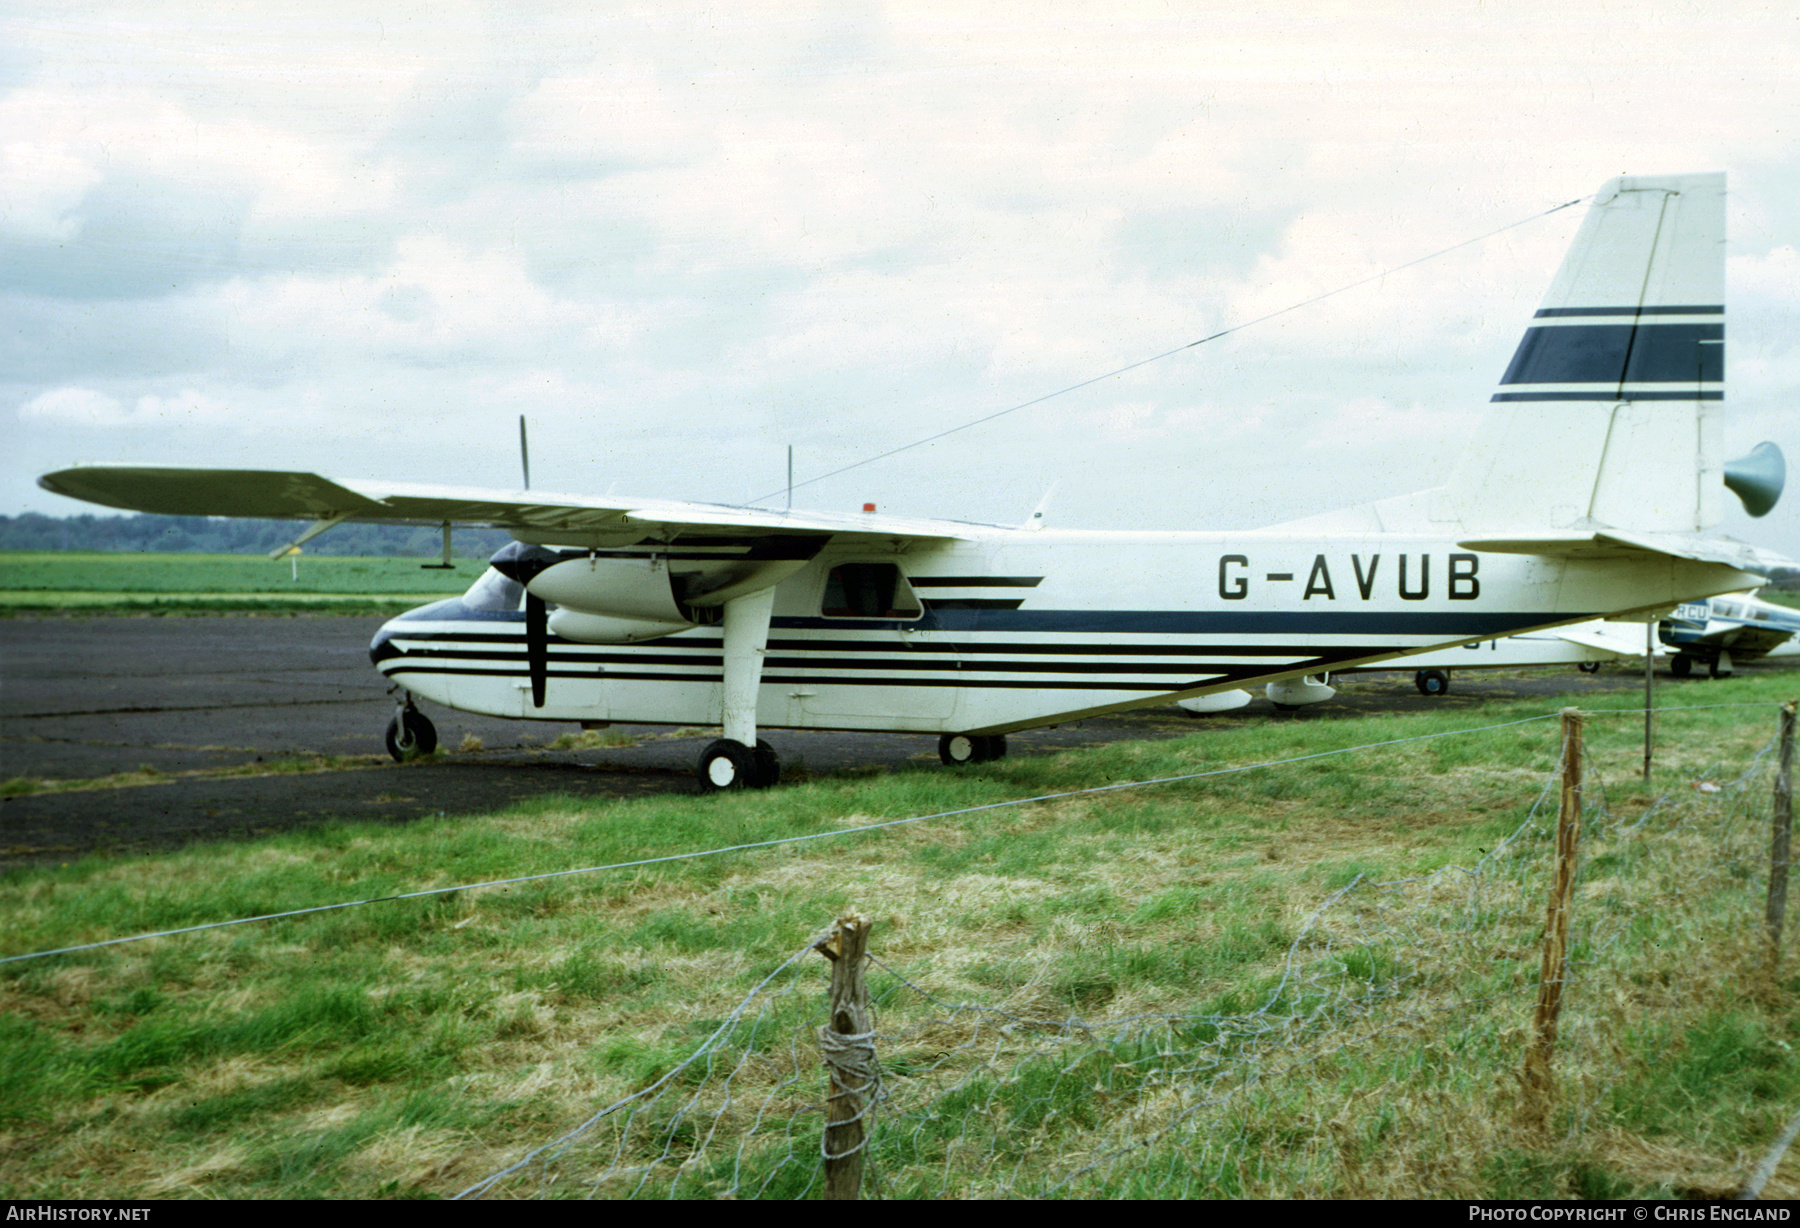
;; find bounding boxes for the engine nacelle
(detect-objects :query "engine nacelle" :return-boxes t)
[486,539,821,643]
[527,556,689,622]
[548,607,695,644]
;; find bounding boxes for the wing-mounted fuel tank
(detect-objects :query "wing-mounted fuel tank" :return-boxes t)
[488,537,826,645]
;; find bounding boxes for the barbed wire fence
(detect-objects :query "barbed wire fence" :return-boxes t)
[453,699,1796,1200]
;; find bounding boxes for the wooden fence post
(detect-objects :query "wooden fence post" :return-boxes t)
[1768,701,1798,967]
[1523,707,1583,1129]
[1643,619,1655,783]
[817,912,875,1199]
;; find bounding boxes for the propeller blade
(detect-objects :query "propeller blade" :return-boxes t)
[526,593,549,708]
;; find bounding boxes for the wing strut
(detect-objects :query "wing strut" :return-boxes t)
[266,512,353,560]
[421,520,456,570]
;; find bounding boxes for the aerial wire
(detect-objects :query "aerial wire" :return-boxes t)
[749,193,1586,506]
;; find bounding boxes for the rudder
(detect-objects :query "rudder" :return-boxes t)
[1438,172,1726,533]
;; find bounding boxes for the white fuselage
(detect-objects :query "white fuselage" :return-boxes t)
[370,527,1755,736]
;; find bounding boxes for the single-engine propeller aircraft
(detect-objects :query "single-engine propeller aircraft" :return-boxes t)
[38,173,1787,791]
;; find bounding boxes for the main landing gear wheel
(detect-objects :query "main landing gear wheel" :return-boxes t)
[939,733,1007,766]
[1414,669,1450,697]
[753,739,781,788]
[1577,662,1602,674]
[385,708,437,761]
[1671,655,1693,678]
[697,738,781,791]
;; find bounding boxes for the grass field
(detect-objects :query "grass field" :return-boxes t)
[3,672,1800,1198]
[0,552,483,614]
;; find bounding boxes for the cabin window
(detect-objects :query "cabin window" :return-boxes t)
[821,563,921,619]
[464,567,526,612]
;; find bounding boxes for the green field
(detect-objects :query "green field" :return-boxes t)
[4,671,1800,1198]
[0,552,485,614]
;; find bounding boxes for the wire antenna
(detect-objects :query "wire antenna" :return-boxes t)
[751,195,1585,506]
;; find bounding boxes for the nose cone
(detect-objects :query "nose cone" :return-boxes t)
[369,598,457,667]
[370,615,405,667]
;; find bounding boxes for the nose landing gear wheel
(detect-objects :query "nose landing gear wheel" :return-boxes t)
[385,708,438,761]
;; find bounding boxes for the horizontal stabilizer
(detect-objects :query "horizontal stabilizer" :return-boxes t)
[1457,528,1777,574]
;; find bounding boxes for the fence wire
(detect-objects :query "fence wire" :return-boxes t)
[457,709,1790,1199]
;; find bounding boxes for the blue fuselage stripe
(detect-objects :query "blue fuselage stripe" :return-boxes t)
[381,606,1580,638]
[1499,322,1723,388]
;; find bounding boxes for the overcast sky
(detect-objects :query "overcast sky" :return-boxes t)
[6,2,1797,559]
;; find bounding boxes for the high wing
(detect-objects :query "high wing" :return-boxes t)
[35,465,980,548]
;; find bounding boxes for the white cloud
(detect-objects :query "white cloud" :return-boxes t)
[5,0,1797,556]
[19,387,129,427]
[0,129,102,241]
[19,386,234,429]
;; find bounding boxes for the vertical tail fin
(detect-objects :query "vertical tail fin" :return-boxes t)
[1439,172,1726,533]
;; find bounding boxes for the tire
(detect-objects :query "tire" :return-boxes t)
[753,739,781,789]
[385,709,437,761]
[939,734,978,766]
[1273,703,1301,713]
[1414,670,1449,697]
[1671,654,1693,678]
[977,734,1007,763]
[1577,661,1601,674]
[698,739,757,791]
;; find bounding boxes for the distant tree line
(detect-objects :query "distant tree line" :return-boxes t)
[0,513,516,558]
